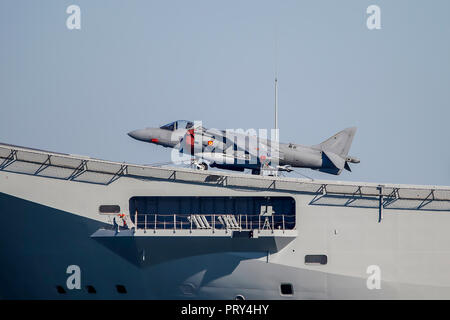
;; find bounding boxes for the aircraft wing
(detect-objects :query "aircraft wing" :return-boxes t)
[203,129,278,163]
[176,126,278,165]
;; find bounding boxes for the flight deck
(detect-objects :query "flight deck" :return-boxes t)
[1,142,449,216]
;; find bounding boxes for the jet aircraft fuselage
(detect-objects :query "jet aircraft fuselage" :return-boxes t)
[128,120,359,175]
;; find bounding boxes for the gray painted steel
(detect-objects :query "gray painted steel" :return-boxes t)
[1,142,450,299]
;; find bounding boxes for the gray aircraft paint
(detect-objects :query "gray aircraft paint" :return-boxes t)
[128,121,359,175]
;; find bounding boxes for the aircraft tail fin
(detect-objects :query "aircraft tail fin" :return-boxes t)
[315,127,357,158]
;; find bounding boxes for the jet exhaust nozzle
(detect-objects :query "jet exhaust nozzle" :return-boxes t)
[346,156,360,164]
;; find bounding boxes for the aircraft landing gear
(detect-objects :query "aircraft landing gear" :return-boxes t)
[192,160,208,171]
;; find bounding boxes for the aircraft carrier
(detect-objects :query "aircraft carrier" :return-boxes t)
[1,142,450,299]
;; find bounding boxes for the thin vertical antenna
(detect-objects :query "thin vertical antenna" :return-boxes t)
[273,2,279,143]
[274,77,278,141]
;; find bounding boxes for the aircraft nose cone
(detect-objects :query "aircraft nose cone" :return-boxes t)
[127,129,149,142]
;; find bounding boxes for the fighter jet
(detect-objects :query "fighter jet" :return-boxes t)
[128,120,360,175]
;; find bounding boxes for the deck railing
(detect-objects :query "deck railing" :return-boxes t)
[131,213,296,232]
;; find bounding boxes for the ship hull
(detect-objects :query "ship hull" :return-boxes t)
[2,167,450,300]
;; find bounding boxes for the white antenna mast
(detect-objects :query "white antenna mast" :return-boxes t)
[274,77,278,142]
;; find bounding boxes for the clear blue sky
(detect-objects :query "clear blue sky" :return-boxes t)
[0,0,449,185]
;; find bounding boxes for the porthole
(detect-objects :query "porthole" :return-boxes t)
[280,283,293,295]
[56,285,66,294]
[86,285,96,294]
[116,284,127,294]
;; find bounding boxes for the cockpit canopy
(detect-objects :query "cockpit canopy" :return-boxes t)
[160,120,194,131]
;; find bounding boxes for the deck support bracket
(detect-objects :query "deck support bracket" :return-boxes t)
[34,155,52,175]
[377,186,384,223]
[108,164,128,184]
[418,189,435,209]
[68,160,87,181]
[0,149,17,170]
